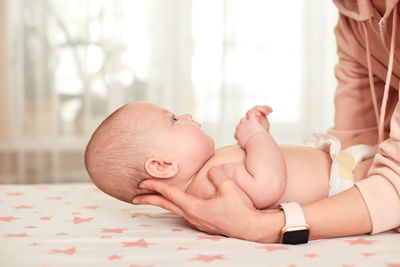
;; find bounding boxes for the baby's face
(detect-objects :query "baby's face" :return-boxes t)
[125,102,215,186]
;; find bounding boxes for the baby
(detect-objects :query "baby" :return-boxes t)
[85,101,377,209]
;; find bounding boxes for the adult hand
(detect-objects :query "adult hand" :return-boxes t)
[132,167,283,242]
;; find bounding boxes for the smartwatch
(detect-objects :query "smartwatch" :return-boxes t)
[279,202,310,245]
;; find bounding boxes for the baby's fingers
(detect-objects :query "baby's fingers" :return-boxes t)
[257,105,273,116]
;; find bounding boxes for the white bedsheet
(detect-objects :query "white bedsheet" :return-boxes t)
[0,183,399,267]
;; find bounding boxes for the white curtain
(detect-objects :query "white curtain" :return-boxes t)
[0,0,338,183]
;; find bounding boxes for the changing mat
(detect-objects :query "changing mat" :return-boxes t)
[1,183,399,267]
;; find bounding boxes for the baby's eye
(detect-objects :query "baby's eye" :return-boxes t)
[172,115,178,122]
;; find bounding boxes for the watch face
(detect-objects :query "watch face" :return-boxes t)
[282,229,310,245]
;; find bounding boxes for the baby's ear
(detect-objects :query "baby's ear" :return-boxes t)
[144,158,179,178]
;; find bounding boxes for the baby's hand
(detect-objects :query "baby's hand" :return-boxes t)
[235,110,267,149]
[246,105,272,131]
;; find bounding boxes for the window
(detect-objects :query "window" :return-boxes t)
[0,0,338,183]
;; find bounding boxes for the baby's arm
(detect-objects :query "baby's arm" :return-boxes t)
[232,106,287,209]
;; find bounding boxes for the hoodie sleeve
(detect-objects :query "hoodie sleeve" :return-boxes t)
[328,15,400,234]
[357,101,400,233]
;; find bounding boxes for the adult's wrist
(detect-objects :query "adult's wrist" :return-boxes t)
[248,208,285,243]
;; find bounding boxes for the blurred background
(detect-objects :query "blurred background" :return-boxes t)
[0,0,338,184]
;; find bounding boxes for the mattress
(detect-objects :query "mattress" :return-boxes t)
[1,183,399,267]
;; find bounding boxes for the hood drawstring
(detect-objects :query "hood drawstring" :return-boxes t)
[362,3,398,146]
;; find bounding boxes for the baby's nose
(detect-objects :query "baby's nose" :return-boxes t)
[179,114,201,127]
[180,114,193,121]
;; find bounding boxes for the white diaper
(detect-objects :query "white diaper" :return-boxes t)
[304,133,377,196]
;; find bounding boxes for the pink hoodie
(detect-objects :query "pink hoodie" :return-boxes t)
[328,0,400,233]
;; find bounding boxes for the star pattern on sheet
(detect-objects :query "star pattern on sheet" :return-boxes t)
[47,196,63,200]
[108,254,122,260]
[196,235,221,241]
[362,252,375,257]
[51,247,76,255]
[122,238,153,248]
[5,232,29,237]
[131,212,152,218]
[14,205,33,209]
[1,184,399,267]
[73,217,94,224]
[305,254,317,258]
[345,238,377,245]
[82,205,100,209]
[258,245,288,252]
[0,216,19,222]
[191,254,226,263]
[6,192,22,196]
[101,228,127,233]
[55,233,68,236]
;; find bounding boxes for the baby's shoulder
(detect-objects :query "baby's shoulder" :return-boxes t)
[212,144,246,165]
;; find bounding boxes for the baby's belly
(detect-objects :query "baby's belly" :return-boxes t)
[273,145,332,207]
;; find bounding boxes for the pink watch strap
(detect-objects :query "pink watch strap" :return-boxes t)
[279,202,309,228]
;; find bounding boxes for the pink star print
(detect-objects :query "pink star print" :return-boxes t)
[258,245,288,252]
[176,247,188,250]
[191,254,226,263]
[108,254,122,260]
[24,225,37,229]
[101,236,112,239]
[363,252,375,257]
[101,228,126,233]
[14,205,33,209]
[387,263,400,267]
[196,236,221,241]
[28,242,40,246]
[47,196,62,200]
[122,238,153,248]
[172,228,183,232]
[55,233,68,236]
[0,216,19,222]
[305,254,317,258]
[7,192,22,196]
[5,233,29,237]
[82,205,100,209]
[345,238,376,245]
[40,217,52,220]
[73,217,94,224]
[131,213,152,218]
[51,247,76,255]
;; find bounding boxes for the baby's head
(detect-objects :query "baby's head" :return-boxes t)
[85,102,215,203]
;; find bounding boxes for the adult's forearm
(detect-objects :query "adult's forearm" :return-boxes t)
[250,186,371,243]
[304,186,371,240]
